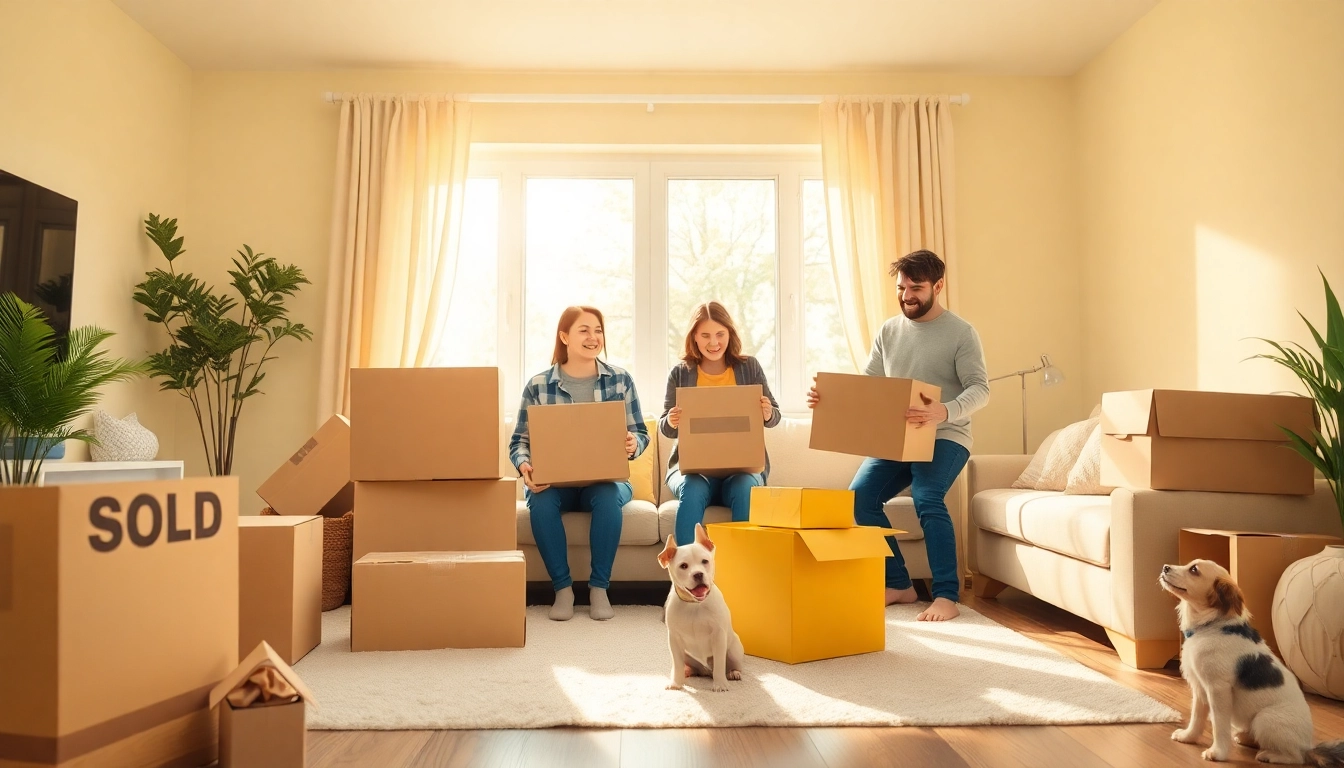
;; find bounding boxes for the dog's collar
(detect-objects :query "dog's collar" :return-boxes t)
[674,584,709,603]
[1182,621,1216,639]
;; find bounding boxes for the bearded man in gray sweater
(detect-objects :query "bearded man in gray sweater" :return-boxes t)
[808,250,989,621]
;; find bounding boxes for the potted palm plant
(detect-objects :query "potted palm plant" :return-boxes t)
[0,293,146,485]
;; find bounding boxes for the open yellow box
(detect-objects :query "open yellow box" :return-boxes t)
[749,486,854,529]
[707,522,896,664]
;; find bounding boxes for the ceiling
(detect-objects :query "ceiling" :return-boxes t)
[112,0,1160,75]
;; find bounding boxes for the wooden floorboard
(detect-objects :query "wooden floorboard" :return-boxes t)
[304,587,1344,768]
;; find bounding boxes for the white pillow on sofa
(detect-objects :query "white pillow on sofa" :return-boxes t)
[1034,417,1099,492]
[1012,429,1061,489]
[1064,423,1116,495]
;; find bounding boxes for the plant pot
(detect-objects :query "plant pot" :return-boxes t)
[1273,544,1344,700]
[1,438,64,461]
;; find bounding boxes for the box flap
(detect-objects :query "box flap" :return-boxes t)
[357,550,525,566]
[1183,528,1342,541]
[1101,390,1156,436]
[209,641,318,711]
[239,515,321,528]
[1152,390,1315,441]
[797,527,897,562]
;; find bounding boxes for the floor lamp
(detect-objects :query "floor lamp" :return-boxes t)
[989,354,1065,454]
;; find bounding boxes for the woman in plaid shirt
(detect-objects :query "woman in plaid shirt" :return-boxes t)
[509,306,650,622]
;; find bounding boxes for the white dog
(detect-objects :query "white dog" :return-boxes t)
[657,523,745,692]
[1159,558,1344,765]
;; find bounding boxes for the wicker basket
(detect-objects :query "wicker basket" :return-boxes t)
[261,507,354,611]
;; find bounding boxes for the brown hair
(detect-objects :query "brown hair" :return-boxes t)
[551,306,606,365]
[888,249,946,283]
[681,301,745,368]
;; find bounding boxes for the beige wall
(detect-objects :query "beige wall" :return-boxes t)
[1077,0,1344,403]
[0,0,192,460]
[183,71,1084,505]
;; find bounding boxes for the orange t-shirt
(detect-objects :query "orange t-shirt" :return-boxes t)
[696,366,737,387]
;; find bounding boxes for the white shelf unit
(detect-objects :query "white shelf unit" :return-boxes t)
[36,460,186,486]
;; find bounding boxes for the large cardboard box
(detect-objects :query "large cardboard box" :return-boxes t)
[257,414,353,517]
[809,373,941,462]
[749,487,854,529]
[1179,529,1344,652]
[707,522,894,664]
[351,367,501,481]
[209,641,316,768]
[1101,389,1317,494]
[352,479,517,562]
[527,401,630,487]
[351,551,526,651]
[0,478,238,768]
[239,516,322,665]
[676,384,765,476]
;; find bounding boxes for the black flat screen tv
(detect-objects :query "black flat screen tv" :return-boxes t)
[0,170,77,345]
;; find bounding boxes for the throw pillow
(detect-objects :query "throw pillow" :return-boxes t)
[1065,423,1116,495]
[1034,417,1099,492]
[1012,428,1063,489]
[627,418,659,505]
[90,411,159,462]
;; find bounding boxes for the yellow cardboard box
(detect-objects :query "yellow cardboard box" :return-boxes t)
[749,487,854,529]
[707,522,895,664]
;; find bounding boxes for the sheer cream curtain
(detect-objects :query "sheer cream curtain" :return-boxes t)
[317,95,473,420]
[818,96,957,370]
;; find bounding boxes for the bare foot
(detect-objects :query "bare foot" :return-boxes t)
[917,597,961,622]
[886,587,918,605]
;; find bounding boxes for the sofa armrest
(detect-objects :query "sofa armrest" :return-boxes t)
[967,455,1030,498]
[1110,480,1344,642]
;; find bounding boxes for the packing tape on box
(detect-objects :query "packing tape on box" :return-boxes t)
[688,416,750,434]
[289,436,319,465]
[0,523,10,611]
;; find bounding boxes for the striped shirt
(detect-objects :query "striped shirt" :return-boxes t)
[508,359,650,471]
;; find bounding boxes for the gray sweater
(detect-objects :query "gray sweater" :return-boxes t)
[863,310,990,451]
[657,357,782,482]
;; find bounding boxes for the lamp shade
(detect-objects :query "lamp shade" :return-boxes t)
[1040,354,1065,387]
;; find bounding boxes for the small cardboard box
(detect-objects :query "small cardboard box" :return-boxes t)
[809,373,941,462]
[707,522,895,664]
[0,478,238,768]
[351,367,501,482]
[257,414,354,517]
[1101,389,1317,495]
[749,487,854,529]
[239,516,323,665]
[352,479,517,562]
[352,551,526,651]
[1179,529,1344,652]
[527,401,630,487]
[209,641,317,768]
[676,384,766,476]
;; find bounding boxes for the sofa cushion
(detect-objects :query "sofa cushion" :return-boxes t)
[516,499,661,547]
[658,497,924,543]
[973,489,1111,567]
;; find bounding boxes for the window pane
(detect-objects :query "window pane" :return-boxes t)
[666,179,777,385]
[433,177,499,367]
[802,179,855,376]
[524,178,635,378]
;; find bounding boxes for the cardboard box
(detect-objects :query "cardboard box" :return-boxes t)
[707,522,895,664]
[526,401,630,487]
[257,414,353,517]
[1101,389,1317,494]
[809,373,941,462]
[0,478,238,768]
[352,479,517,562]
[209,641,317,768]
[351,367,501,481]
[676,384,766,476]
[351,551,526,651]
[1179,529,1344,652]
[239,516,323,665]
[749,487,854,529]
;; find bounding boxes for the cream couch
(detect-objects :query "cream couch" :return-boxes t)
[513,417,966,588]
[967,454,1344,668]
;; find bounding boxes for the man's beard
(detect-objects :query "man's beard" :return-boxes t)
[901,297,933,319]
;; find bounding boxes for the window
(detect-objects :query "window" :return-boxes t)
[802,179,856,378]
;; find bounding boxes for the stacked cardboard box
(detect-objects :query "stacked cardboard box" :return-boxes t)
[709,487,895,664]
[348,367,526,651]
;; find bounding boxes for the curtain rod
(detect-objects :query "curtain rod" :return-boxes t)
[320,92,970,107]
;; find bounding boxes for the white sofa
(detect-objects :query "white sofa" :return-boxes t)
[513,417,967,589]
[966,454,1344,668]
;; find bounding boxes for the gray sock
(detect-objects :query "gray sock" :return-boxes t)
[589,586,614,621]
[549,586,574,621]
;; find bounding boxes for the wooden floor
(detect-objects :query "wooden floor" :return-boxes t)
[306,588,1344,768]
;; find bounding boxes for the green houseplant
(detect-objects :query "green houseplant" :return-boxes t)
[134,214,312,476]
[1255,269,1343,529]
[0,293,146,485]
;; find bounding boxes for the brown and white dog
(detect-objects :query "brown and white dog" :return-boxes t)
[1159,558,1344,765]
[657,523,745,692]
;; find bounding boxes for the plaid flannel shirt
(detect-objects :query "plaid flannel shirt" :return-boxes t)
[508,360,650,471]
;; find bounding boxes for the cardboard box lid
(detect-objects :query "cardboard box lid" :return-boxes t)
[239,515,320,529]
[209,641,317,711]
[1182,528,1343,541]
[1101,389,1315,441]
[795,527,895,562]
[355,551,526,566]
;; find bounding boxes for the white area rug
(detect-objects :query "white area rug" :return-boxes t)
[295,604,1180,729]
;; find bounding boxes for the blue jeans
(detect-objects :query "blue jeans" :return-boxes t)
[849,439,969,602]
[667,471,764,546]
[526,481,631,591]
